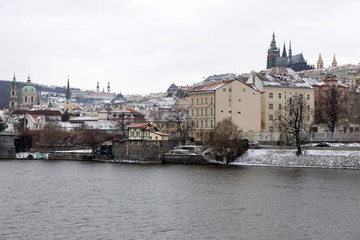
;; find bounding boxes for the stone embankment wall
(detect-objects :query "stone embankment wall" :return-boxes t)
[113,140,178,161]
[0,135,16,159]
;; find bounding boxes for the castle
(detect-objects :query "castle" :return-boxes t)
[266,32,314,71]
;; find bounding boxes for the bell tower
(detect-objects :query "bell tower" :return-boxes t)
[9,73,19,111]
[266,32,280,69]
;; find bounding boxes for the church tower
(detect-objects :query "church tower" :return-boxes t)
[288,41,292,58]
[96,81,100,92]
[9,73,19,111]
[107,81,110,93]
[317,53,324,69]
[282,42,287,57]
[64,76,73,113]
[266,32,280,69]
[332,53,337,67]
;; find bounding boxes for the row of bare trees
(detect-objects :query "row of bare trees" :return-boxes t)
[23,122,115,151]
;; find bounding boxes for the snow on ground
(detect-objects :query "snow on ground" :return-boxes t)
[233,148,360,169]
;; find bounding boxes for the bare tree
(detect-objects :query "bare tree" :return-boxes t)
[275,95,310,156]
[168,108,191,144]
[111,113,129,135]
[203,118,248,164]
[315,85,348,132]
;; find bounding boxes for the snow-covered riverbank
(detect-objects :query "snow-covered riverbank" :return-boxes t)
[233,149,360,169]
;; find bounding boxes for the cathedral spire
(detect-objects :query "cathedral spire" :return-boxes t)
[332,53,337,67]
[289,41,292,58]
[269,31,279,52]
[107,81,110,93]
[282,42,287,57]
[66,75,71,100]
[317,53,324,69]
[96,81,100,92]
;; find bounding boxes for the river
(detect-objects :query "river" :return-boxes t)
[0,160,359,240]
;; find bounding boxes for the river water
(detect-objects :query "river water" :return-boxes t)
[0,160,359,240]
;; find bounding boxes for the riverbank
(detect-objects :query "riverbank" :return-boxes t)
[233,148,360,169]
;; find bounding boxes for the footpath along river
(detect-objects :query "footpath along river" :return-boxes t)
[0,160,359,240]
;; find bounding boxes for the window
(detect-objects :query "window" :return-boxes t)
[278,104,282,110]
[229,111,232,113]
[12,91,14,96]
[307,105,310,111]
[196,109,199,116]
[299,94,303,100]
[278,93,282,99]
[205,109,208,115]
[201,120,203,128]
[269,126,273,132]
[191,99,194,105]
[196,121,199,128]
[269,104,273,110]
[196,98,199,104]
[25,96,27,102]
[269,92,273,98]
[307,116,310,122]
[205,98,208,104]
[211,108,213,115]
[269,115,273,122]
[314,90,317,97]
[201,98,203,104]
[210,97,213,104]
[223,88,226,92]
[229,88,232,92]
[278,115,281,121]
[205,121,208,127]
[210,120,213,127]
[307,94,310,100]
[191,109,193,116]
[243,88,246,92]
[201,109,203,116]
[11,102,14,107]
[289,98,293,104]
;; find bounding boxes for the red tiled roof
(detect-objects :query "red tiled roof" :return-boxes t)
[191,80,233,92]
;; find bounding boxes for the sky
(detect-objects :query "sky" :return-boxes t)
[0,0,359,95]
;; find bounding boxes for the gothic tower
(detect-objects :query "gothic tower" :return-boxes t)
[9,73,19,111]
[107,81,110,93]
[266,32,280,69]
[64,76,73,113]
[282,42,287,57]
[317,53,324,69]
[288,41,292,58]
[332,53,337,67]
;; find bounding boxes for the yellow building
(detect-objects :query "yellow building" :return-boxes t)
[247,68,315,132]
[187,79,262,140]
[127,123,170,140]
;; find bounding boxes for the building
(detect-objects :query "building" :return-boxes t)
[187,79,262,141]
[247,67,315,132]
[8,74,39,110]
[306,76,349,131]
[127,123,169,140]
[266,32,314,71]
[9,74,19,111]
[20,75,38,109]
[64,77,73,113]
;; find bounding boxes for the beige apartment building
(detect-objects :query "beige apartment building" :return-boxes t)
[247,69,315,132]
[187,80,262,141]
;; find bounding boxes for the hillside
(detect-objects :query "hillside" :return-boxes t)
[0,80,70,109]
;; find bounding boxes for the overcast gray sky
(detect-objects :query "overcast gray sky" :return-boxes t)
[0,0,359,95]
